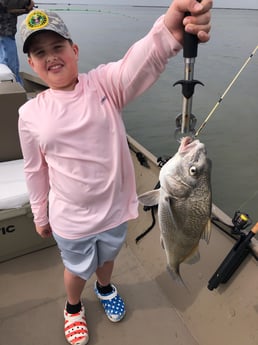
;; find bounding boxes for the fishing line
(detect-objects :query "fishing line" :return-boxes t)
[237,189,258,211]
[195,45,258,137]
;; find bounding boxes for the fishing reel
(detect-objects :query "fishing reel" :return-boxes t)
[208,211,255,291]
[157,156,171,168]
[231,211,252,235]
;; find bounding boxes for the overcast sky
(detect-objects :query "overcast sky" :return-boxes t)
[36,0,258,9]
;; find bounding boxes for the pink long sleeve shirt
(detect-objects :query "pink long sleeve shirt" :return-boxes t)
[18,16,182,239]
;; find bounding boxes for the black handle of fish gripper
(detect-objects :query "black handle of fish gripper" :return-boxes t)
[183,0,201,58]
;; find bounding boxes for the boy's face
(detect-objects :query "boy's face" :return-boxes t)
[27,31,79,91]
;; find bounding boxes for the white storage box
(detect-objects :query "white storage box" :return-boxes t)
[0,160,55,262]
[0,63,15,82]
[0,160,29,209]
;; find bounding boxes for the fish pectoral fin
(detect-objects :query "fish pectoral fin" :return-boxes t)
[138,190,160,206]
[201,218,212,244]
[184,246,200,265]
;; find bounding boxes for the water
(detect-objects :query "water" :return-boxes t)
[17,5,258,222]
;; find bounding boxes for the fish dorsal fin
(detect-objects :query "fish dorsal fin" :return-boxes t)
[184,246,200,265]
[138,189,160,207]
[201,218,212,244]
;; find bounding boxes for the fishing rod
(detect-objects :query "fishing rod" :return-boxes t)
[195,45,258,137]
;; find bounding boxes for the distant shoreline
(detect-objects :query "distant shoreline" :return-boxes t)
[36,3,258,10]
[133,6,258,10]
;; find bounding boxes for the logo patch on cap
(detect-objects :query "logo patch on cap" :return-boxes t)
[26,10,49,30]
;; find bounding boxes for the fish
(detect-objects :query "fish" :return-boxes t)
[138,136,212,285]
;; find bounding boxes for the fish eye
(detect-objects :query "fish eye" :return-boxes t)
[189,166,197,176]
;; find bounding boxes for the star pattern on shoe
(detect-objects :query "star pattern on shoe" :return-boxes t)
[94,281,126,322]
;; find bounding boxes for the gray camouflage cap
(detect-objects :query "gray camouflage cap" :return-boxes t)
[20,9,72,53]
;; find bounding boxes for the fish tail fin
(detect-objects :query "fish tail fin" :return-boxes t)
[166,265,190,293]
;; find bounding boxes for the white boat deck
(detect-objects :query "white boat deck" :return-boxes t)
[0,239,199,345]
[1,214,258,345]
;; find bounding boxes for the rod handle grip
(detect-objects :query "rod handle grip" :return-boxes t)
[251,222,258,234]
[183,0,201,58]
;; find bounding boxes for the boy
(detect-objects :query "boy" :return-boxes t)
[19,1,212,344]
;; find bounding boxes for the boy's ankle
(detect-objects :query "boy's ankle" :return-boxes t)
[96,281,113,294]
[66,300,82,314]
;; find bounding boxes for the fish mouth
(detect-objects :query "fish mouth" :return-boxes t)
[178,136,201,154]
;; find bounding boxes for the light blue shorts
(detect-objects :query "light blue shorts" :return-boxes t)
[53,223,128,280]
